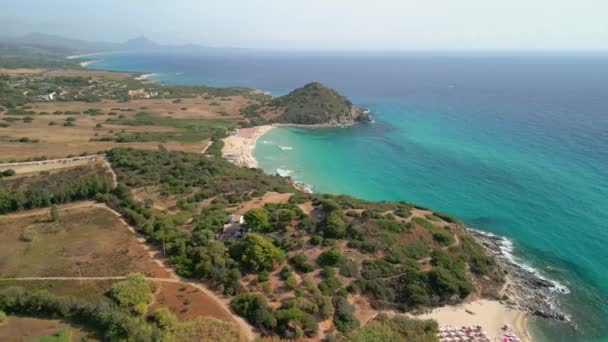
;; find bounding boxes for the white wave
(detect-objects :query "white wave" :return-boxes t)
[278,145,293,151]
[296,181,314,194]
[262,140,274,145]
[276,168,294,177]
[135,73,159,80]
[79,60,99,67]
[471,228,570,294]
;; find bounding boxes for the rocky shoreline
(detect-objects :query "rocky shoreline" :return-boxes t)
[468,229,571,323]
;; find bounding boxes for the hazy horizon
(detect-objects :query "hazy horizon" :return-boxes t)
[3,0,608,51]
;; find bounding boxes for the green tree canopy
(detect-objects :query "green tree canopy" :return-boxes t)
[234,233,285,272]
[243,208,270,231]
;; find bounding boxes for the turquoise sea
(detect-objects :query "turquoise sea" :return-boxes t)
[88,51,608,341]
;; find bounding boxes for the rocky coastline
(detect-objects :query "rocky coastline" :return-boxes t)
[469,228,570,323]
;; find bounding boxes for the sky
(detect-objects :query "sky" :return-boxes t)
[2,0,608,50]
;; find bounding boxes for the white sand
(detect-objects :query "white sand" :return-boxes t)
[412,299,531,342]
[79,60,99,67]
[221,125,274,168]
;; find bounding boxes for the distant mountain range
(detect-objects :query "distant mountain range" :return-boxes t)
[0,33,190,53]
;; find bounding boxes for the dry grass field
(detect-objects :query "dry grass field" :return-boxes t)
[0,67,134,80]
[0,316,95,342]
[0,95,252,161]
[149,282,235,322]
[0,203,168,278]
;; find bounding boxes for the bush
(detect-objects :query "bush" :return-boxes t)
[310,235,323,245]
[20,230,34,242]
[275,307,318,338]
[279,266,291,281]
[339,259,358,278]
[322,210,345,238]
[230,294,275,330]
[0,310,6,324]
[108,273,153,315]
[385,241,430,262]
[393,207,411,218]
[285,276,298,289]
[291,253,315,273]
[258,270,269,282]
[433,231,454,246]
[50,205,59,222]
[232,233,285,272]
[318,267,342,295]
[333,296,360,333]
[317,247,342,267]
[1,169,15,177]
[243,208,270,231]
[152,308,178,331]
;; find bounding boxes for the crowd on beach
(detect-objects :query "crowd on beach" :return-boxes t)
[438,325,522,342]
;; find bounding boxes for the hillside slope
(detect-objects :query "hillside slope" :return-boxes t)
[246,82,371,125]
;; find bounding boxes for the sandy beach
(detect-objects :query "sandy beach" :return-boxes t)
[221,125,274,168]
[79,60,99,67]
[412,299,531,342]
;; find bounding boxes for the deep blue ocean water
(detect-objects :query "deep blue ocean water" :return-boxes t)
[89,51,608,341]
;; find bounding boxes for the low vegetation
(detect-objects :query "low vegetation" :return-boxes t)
[0,165,112,214]
[98,148,503,338]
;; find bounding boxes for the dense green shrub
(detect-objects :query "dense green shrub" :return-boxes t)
[243,207,270,231]
[291,253,315,273]
[322,210,346,238]
[108,273,154,315]
[231,233,285,272]
[332,296,360,333]
[230,294,275,330]
[317,247,343,267]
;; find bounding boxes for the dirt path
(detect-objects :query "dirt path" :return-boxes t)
[200,140,212,154]
[102,157,118,188]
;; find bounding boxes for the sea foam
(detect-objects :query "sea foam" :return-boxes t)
[276,168,294,177]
